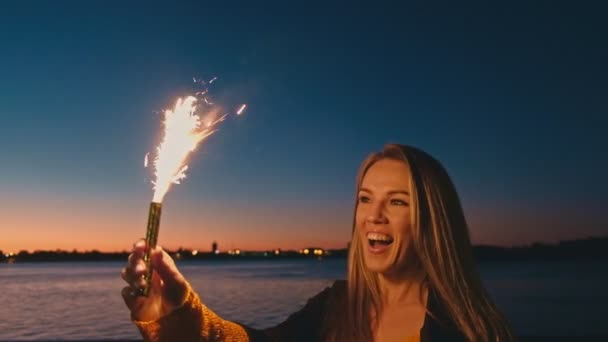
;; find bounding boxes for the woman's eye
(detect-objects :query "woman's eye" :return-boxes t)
[358,196,371,203]
[390,199,408,206]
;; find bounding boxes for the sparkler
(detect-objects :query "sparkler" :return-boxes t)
[138,88,246,296]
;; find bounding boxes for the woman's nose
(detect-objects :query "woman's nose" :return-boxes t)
[366,202,388,224]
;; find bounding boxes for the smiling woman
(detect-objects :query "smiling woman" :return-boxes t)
[121,144,515,342]
[328,145,515,341]
[357,159,412,264]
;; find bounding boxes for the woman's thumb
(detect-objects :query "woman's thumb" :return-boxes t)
[150,246,189,303]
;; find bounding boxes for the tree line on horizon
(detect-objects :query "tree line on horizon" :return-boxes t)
[1,236,607,263]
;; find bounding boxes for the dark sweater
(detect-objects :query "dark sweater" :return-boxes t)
[134,280,466,342]
[243,280,465,342]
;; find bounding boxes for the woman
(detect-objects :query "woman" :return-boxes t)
[121,144,515,341]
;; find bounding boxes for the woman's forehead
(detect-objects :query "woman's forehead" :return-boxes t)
[361,159,411,190]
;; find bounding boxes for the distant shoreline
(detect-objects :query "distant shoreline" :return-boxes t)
[1,236,607,263]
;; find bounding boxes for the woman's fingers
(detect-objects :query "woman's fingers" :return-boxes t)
[121,266,147,290]
[121,286,148,315]
[123,253,146,275]
[121,244,190,321]
[120,267,129,282]
[128,242,146,266]
[150,246,184,286]
[121,239,149,289]
[121,286,134,310]
[132,239,146,255]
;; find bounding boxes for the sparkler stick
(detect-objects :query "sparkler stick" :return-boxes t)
[138,96,216,296]
[137,91,246,297]
[140,202,161,296]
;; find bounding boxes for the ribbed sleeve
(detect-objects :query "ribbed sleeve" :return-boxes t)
[133,286,250,342]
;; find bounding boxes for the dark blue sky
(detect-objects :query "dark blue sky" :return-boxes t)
[1,1,606,251]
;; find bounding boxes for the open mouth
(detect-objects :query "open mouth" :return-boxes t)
[367,232,394,248]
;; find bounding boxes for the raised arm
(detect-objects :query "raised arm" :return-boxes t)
[121,240,340,342]
[133,282,336,342]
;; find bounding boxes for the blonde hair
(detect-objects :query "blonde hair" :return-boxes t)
[325,144,515,341]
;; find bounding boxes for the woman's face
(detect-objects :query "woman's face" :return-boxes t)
[356,158,413,274]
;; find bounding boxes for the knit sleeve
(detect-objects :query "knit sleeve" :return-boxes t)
[133,280,345,342]
[133,285,250,342]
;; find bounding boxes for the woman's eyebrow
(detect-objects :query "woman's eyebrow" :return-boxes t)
[359,188,409,196]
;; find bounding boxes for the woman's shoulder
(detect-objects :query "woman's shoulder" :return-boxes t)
[304,279,346,308]
[329,279,347,293]
[323,279,347,301]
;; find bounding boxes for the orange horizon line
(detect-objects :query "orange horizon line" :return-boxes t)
[0,247,346,254]
[0,242,535,254]
[0,244,351,254]
[5,236,605,254]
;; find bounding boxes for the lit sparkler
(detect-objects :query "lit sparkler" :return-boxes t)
[138,90,246,296]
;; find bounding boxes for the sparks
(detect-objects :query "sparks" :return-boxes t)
[237,104,247,115]
[148,76,249,202]
[208,113,228,127]
[151,96,217,203]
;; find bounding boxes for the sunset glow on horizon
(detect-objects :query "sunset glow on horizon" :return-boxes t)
[1,188,604,254]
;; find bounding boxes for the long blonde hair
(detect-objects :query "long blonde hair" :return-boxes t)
[325,144,514,341]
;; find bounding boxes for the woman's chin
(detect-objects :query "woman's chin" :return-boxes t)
[363,254,391,273]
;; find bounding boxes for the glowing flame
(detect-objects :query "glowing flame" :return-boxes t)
[147,74,248,203]
[151,96,216,203]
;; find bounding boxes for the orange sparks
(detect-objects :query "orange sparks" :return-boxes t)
[147,80,248,203]
[150,96,216,203]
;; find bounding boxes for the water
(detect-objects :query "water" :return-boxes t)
[0,259,606,340]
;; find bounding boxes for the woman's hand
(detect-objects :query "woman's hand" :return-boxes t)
[121,239,189,322]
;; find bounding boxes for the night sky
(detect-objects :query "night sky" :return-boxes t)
[1,2,606,252]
